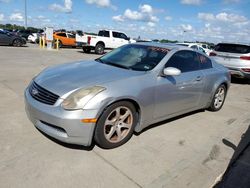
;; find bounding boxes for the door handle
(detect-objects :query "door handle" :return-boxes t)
[195,76,202,81]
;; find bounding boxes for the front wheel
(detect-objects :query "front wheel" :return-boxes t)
[94,101,138,149]
[208,85,227,111]
[13,39,22,47]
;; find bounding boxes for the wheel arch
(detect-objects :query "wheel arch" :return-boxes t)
[96,41,105,48]
[96,98,142,132]
[206,79,229,108]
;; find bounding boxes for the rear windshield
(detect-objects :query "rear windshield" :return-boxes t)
[215,43,250,54]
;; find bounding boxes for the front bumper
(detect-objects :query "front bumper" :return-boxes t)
[24,89,98,146]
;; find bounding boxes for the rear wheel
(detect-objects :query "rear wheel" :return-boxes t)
[58,40,62,48]
[83,47,91,53]
[95,43,104,54]
[13,39,22,47]
[208,85,227,111]
[94,101,138,149]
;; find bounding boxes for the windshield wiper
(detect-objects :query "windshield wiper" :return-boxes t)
[105,62,130,69]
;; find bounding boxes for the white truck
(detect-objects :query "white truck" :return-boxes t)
[76,30,136,54]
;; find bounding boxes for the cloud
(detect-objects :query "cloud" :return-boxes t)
[180,24,193,31]
[0,13,4,21]
[198,12,248,23]
[112,15,124,22]
[181,0,203,5]
[165,16,172,21]
[113,4,159,24]
[9,12,24,22]
[85,0,116,9]
[147,22,155,27]
[49,0,72,13]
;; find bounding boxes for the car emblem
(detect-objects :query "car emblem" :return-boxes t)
[31,88,39,95]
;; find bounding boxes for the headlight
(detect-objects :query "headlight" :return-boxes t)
[62,86,106,110]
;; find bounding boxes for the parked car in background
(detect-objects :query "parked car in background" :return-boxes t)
[209,43,250,79]
[17,30,33,40]
[0,30,26,46]
[25,43,230,149]
[177,43,207,54]
[53,32,76,48]
[199,43,213,55]
[28,33,40,43]
[76,29,136,54]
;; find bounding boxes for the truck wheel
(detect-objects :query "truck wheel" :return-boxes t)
[83,47,91,53]
[95,43,104,54]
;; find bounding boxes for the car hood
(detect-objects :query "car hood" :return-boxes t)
[34,60,144,96]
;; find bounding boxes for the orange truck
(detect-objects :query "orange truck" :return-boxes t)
[53,32,76,48]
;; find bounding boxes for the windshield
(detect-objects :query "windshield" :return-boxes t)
[215,43,250,54]
[97,44,169,71]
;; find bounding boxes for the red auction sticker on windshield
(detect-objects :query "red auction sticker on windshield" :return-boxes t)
[148,47,170,53]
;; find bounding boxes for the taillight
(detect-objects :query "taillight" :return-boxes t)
[240,56,250,60]
[87,36,91,44]
[242,68,250,72]
[209,52,217,56]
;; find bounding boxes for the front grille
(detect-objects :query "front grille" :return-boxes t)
[29,81,59,105]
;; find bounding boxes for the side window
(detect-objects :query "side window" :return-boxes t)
[99,31,110,37]
[190,45,198,50]
[120,33,128,39]
[112,32,119,38]
[57,33,67,37]
[197,53,212,69]
[165,50,200,72]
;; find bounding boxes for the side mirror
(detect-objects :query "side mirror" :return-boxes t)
[126,37,130,41]
[163,67,181,76]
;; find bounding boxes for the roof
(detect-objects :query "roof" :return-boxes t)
[135,42,190,51]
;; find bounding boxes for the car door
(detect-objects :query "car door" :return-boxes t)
[0,31,10,44]
[154,50,205,119]
[66,33,76,46]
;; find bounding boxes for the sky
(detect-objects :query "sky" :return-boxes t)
[0,0,250,43]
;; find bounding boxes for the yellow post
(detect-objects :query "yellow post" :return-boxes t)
[56,38,59,50]
[39,37,42,48]
[42,36,45,48]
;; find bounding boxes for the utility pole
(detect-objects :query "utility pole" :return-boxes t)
[24,0,27,29]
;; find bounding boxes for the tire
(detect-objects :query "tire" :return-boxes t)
[58,40,62,48]
[208,84,227,111]
[95,43,104,54]
[94,101,138,149]
[83,47,91,53]
[12,39,22,47]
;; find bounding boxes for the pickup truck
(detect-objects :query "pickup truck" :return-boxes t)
[76,30,136,54]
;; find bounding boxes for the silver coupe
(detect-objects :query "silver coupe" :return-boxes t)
[25,43,230,149]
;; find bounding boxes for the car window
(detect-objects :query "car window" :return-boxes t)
[120,33,128,39]
[99,31,110,37]
[202,44,207,48]
[56,33,67,37]
[197,53,212,69]
[191,45,198,50]
[67,33,75,38]
[214,43,250,54]
[165,50,200,72]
